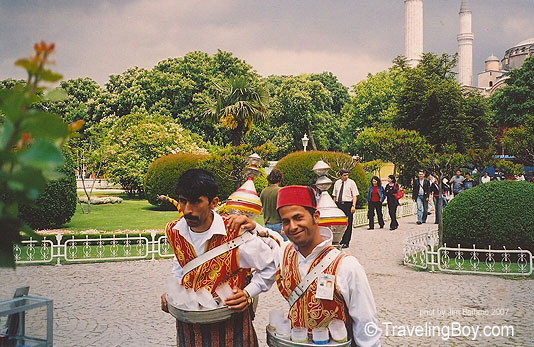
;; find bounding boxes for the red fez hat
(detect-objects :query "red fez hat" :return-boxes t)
[277,185,317,210]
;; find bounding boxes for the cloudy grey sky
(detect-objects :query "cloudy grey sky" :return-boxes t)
[1,0,533,88]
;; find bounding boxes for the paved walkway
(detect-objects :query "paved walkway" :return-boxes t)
[1,214,533,346]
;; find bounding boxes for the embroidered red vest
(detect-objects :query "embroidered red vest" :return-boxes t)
[276,244,350,329]
[165,218,250,293]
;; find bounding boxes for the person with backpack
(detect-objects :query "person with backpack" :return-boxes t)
[384,175,401,230]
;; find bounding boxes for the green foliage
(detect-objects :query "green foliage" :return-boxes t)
[501,116,534,165]
[200,144,268,200]
[270,75,338,152]
[493,159,523,178]
[490,57,534,127]
[274,151,367,208]
[443,181,534,251]
[0,42,74,267]
[103,50,257,145]
[308,72,350,114]
[19,152,77,229]
[342,67,403,152]
[144,153,208,209]
[203,76,269,146]
[353,127,430,186]
[99,112,208,197]
[394,53,491,152]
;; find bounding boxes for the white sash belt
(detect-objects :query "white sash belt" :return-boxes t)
[287,249,340,308]
[182,231,254,276]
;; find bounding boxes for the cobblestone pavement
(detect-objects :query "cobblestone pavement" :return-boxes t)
[2,214,533,346]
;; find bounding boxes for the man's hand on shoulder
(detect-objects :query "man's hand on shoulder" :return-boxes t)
[224,214,256,233]
[224,287,251,312]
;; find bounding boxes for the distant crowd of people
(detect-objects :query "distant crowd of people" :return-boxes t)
[259,167,534,248]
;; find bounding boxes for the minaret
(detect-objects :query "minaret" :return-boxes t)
[404,0,424,67]
[457,0,474,86]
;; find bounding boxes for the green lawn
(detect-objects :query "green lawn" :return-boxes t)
[64,193,264,232]
[64,195,179,232]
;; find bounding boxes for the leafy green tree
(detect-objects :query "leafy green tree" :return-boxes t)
[271,75,335,151]
[309,72,349,114]
[394,53,491,153]
[204,76,269,146]
[501,116,534,165]
[99,113,208,197]
[494,159,523,178]
[422,145,465,244]
[0,42,76,267]
[353,127,430,185]
[490,57,534,127]
[342,67,403,149]
[104,50,257,145]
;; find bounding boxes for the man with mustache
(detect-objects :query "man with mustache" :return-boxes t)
[235,185,382,346]
[160,169,276,347]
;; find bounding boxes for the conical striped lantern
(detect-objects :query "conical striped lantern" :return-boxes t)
[226,154,263,219]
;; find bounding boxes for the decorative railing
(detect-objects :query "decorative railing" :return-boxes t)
[14,231,175,265]
[403,229,533,276]
[14,203,418,266]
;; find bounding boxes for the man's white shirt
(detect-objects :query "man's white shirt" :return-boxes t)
[256,224,382,347]
[171,212,276,298]
[333,178,359,202]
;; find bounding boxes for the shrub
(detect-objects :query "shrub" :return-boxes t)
[19,153,77,229]
[275,151,368,208]
[144,153,207,209]
[443,180,534,251]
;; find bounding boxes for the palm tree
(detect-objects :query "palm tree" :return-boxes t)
[205,76,269,146]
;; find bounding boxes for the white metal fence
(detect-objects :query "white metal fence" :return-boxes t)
[14,231,175,265]
[403,229,533,276]
[14,202,418,265]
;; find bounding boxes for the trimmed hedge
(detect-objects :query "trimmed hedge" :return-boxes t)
[145,148,268,207]
[443,180,534,251]
[19,153,77,229]
[275,151,368,208]
[144,153,207,210]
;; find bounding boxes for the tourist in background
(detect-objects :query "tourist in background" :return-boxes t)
[384,174,400,230]
[463,172,475,190]
[412,170,430,225]
[260,168,285,240]
[480,171,491,184]
[366,176,385,230]
[333,169,359,248]
[450,170,465,196]
[430,176,448,224]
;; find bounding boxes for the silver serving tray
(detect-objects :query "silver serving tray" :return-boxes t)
[167,295,258,324]
[266,327,351,347]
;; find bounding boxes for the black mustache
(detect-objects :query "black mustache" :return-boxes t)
[184,214,199,221]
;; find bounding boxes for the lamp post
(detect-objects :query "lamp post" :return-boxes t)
[301,133,309,152]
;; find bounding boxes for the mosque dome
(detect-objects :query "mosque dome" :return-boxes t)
[502,37,534,71]
[485,54,499,62]
[514,37,534,47]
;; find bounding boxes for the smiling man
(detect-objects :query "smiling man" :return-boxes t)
[241,185,381,346]
[160,169,276,347]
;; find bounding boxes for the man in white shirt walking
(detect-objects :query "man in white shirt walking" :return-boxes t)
[332,169,359,248]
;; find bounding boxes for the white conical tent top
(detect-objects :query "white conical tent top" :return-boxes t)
[226,178,262,218]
